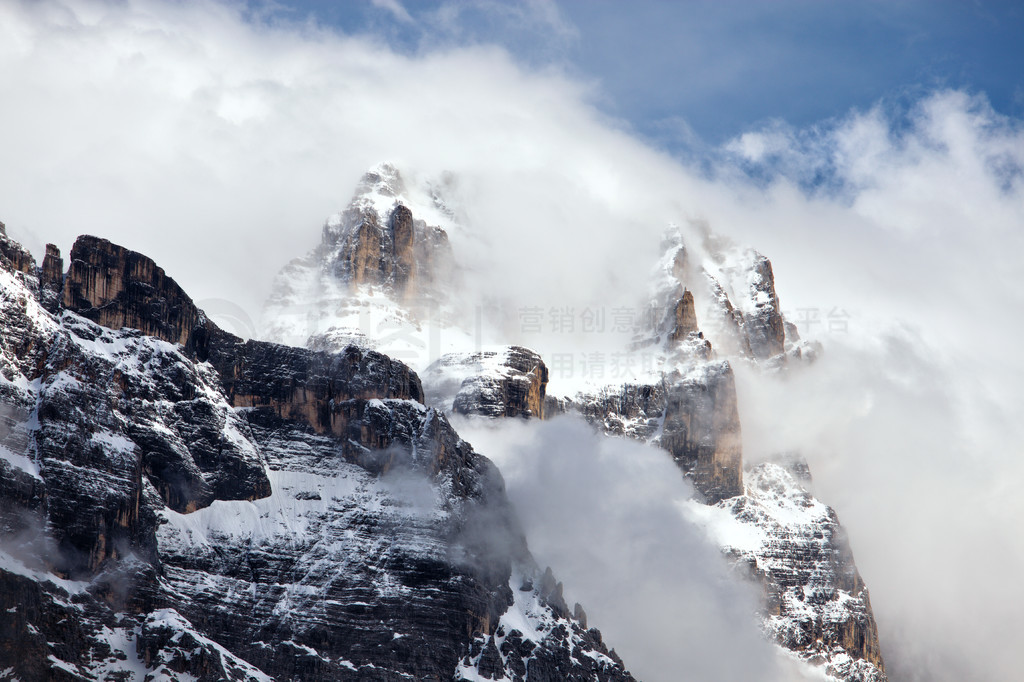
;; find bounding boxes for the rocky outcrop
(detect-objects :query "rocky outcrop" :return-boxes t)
[0,221,37,277]
[208,336,424,436]
[0,229,633,681]
[330,200,451,303]
[708,458,886,680]
[63,235,209,352]
[58,235,427,448]
[669,288,700,343]
[703,272,753,357]
[39,243,64,313]
[700,248,797,362]
[262,164,457,352]
[560,361,744,503]
[16,310,271,574]
[738,253,786,360]
[656,226,801,364]
[423,346,549,420]
[332,203,450,302]
[661,362,744,502]
[325,165,453,299]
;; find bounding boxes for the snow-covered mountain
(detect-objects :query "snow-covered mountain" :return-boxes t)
[257,165,887,681]
[0,223,634,681]
[262,163,472,370]
[0,163,886,681]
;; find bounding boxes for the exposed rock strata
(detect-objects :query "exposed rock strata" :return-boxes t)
[262,164,457,353]
[669,288,700,343]
[709,459,886,680]
[63,235,208,351]
[553,361,744,504]
[0,229,633,681]
[423,346,549,420]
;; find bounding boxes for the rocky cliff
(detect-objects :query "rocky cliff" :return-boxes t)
[690,457,886,681]
[262,163,459,357]
[255,165,884,681]
[653,226,810,365]
[0,229,634,681]
[548,362,744,504]
[422,346,549,420]
[62,235,210,351]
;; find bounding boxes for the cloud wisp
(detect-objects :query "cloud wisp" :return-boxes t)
[456,416,810,682]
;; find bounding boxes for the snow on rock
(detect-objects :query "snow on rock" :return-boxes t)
[0,227,635,682]
[422,346,549,419]
[261,164,467,371]
[255,169,886,681]
[684,458,887,681]
[456,569,632,682]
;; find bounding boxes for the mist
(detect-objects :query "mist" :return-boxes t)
[1,1,1023,680]
[456,415,817,682]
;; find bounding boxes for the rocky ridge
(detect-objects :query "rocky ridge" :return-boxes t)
[258,165,885,681]
[688,458,885,680]
[422,346,549,421]
[0,227,634,681]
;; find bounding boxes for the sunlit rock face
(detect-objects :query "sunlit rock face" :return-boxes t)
[0,230,635,681]
[262,163,459,358]
[63,235,209,351]
[0,221,36,277]
[548,361,744,504]
[654,226,809,366]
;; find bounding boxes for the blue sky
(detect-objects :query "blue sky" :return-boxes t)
[267,0,1024,151]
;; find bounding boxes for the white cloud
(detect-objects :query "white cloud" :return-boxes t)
[370,0,413,25]
[715,91,1024,682]
[456,416,805,682]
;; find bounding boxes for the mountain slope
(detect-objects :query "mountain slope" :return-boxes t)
[256,166,887,681]
[0,224,634,681]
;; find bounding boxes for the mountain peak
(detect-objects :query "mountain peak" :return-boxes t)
[359,161,405,197]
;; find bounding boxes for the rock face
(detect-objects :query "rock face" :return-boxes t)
[0,229,634,681]
[739,254,786,359]
[262,163,458,356]
[557,361,744,504]
[657,226,805,364]
[39,242,64,313]
[331,201,451,304]
[668,288,700,343]
[63,235,209,352]
[254,168,882,681]
[701,247,794,362]
[422,346,549,420]
[699,458,886,681]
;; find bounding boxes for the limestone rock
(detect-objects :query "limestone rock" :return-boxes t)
[263,163,457,352]
[0,229,634,681]
[669,288,699,343]
[39,243,64,313]
[565,360,744,503]
[709,458,887,680]
[422,346,549,420]
[62,235,208,352]
[0,220,37,276]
